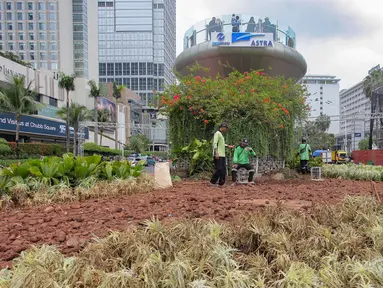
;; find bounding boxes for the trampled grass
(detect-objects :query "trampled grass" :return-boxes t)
[1,196,383,287]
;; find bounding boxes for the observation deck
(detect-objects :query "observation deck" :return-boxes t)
[175,14,307,80]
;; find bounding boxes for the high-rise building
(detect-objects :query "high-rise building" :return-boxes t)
[97,0,176,107]
[0,0,98,80]
[338,81,369,152]
[0,0,99,109]
[300,75,341,134]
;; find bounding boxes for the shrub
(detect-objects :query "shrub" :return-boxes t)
[84,143,121,156]
[0,143,11,156]
[159,65,307,160]
[7,142,64,156]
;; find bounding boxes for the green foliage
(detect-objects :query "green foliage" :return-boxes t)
[296,115,336,151]
[358,138,370,150]
[0,140,11,156]
[0,51,32,68]
[127,135,151,153]
[84,143,121,156]
[2,197,383,287]
[173,139,213,175]
[7,143,64,156]
[0,154,145,197]
[323,164,383,181]
[159,65,307,161]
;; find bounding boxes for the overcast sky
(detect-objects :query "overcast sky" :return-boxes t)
[176,0,382,89]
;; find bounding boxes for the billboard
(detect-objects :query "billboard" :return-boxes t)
[211,32,274,48]
[96,97,117,123]
[0,113,89,139]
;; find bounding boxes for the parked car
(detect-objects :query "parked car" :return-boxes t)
[145,157,156,166]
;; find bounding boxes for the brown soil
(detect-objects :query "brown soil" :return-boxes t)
[0,178,382,269]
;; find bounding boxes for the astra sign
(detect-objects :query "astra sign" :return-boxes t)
[211,32,274,48]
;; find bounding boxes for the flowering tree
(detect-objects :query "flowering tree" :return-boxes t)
[159,65,308,160]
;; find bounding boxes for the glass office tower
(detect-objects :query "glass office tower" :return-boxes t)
[98,0,176,107]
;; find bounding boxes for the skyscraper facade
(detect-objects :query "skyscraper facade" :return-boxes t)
[0,0,98,80]
[97,0,176,107]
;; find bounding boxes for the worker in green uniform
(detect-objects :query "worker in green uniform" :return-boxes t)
[210,123,234,186]
[231,138,256,185]
[297,138,311,174]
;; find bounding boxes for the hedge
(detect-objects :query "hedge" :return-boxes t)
[7,142,64,156]
[83,143,122,156]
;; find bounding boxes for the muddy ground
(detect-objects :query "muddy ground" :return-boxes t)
[0,178,382,269]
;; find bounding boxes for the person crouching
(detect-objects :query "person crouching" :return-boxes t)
[231,139,256,185]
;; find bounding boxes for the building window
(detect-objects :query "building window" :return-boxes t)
[6,2,12,10]
[107,63,114,76]
[147,63,153,75]
[123,78,130,88]
[18,23,24,30]
[48,22,56,30]
[0,34,2,41]
[115,63,122,75]
[40,42,47,50]
[48,12,57,21]
[39,23,46,30]
[106,2,113,7]
[35,94,41,102]
[7,23,13,31]
[6,12,13,21]
[28,23,34,30]
[139,63,146,75]
[28,12,34,21]
[0,43,2,51]
[51,62,58,70]
[154,64,158,76]
[48,2,56,10]
[131,78,138,91]
[8,33,13,41]
[139,78,147,90]
[158,64,164,76]
[39,32,46,40]
[18,52,25,60]
[99,63,106,76]
[123,63,130,75]
[18,43,24,50]
[27,2,34,10]
[17,2,24,10]
[40,62,48,69]
[30,52,35,60]
[38,2,45,10]
[39,13,46,21]
[98,2,105,7]
[8,43,14,50]
[154,78,158,91]
[147,78,153,90]
[131,63,138,75]
[115,78,122,85]
[49,97,58,107]
[29,32,35,40]
[29,43,35,50]
[50,33,57,41]
[17,12,24,21]
[18,33,24,40]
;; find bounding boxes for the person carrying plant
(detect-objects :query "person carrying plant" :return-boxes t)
[297,138,311,174]
[210,122,234,187]
[231,139,256,185]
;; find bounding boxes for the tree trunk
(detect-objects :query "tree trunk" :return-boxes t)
[115,102,118,150]
[66,90,70,153]
[94,97,98,145]
[369,94,376,150]
[100,128,103,146]
[73,129,77,156]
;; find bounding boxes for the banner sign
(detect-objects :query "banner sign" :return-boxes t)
[0,113,89,139]
[211,32,274,48]
[96,97,117,122]
[354,133,362,138]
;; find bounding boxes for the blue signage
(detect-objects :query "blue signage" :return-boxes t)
[232,32,266,43]
[0,113,89,139]
[354,133,362,138]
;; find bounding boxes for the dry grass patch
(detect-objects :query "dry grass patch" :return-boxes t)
[1,196,383,287]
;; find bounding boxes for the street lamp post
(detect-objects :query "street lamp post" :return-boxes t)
[121,105,128,157]
[342,106,347,153]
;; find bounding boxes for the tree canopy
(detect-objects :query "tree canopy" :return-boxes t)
[159,65,307,160]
